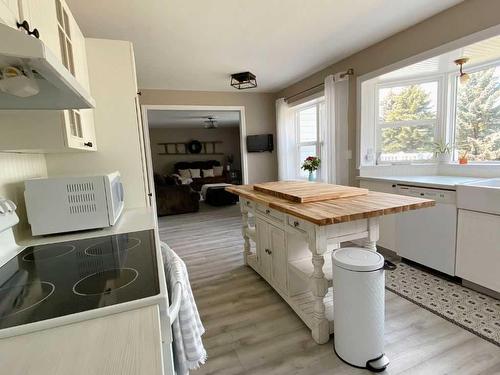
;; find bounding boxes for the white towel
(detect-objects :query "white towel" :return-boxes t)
[161,242,207,375]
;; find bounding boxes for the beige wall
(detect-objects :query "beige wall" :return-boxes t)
[0,153,47,234]
[150,126,241,175]
[140,90,278,184]
[276,0,500,185]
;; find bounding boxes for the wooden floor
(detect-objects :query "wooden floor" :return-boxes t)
[158,203,500,375]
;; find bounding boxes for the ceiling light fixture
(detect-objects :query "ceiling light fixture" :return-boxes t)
[204,117,218,129]
[454,57,470,84]
[230,71,257,90]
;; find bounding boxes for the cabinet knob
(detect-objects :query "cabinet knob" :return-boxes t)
[84,141,93,147]
[293,221,300,227]
[16,20,30,32]
[29,28,40,39]
[268,249,272,255]
[392,184,396,188]
[16,20,40,39]
[265,209,270,214]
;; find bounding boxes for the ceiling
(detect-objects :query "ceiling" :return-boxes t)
[67,0,463,92]
[379,34,500,81]
[147,110,240,128]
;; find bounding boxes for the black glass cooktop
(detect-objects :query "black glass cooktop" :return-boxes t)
[0,230,160,330]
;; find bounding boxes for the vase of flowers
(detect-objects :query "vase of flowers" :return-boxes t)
[301,156,321,181]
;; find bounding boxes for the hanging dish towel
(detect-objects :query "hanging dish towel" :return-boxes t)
[161,242,207,375]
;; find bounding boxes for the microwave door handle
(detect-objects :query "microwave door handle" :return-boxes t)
[119,182,124,202]
[168,281,182,324]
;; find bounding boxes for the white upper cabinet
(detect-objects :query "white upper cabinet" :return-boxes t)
[0,0,96,152]
[0,0,20,28]
[18,0,60,57]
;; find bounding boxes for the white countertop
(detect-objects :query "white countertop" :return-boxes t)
[17,207,157,246]
[357,175,486,190]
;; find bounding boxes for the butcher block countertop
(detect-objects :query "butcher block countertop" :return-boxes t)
[253,181,368,203]
[226,182,434,225]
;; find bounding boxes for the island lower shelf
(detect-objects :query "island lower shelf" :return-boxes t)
[247,253,335,334]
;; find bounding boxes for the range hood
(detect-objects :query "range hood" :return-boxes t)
[0,23,95,110]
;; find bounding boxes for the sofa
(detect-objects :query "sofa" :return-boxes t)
[154,173,200,216]
[174,160,230,191]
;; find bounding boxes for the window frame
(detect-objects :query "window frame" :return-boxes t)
[374,75,445,165]
[447,58,500,164]
[292,98,325,179]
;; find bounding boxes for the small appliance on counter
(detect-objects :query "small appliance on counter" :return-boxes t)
[25,171,124,236]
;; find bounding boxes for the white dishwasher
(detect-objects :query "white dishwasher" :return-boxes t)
[396,185,457,276]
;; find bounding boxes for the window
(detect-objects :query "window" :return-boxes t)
[294,101,324,179]
[376,80,440,163]
[453,64,500,162]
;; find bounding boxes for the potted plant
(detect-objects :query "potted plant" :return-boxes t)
[301,156,321,181]
[432,141,451,163]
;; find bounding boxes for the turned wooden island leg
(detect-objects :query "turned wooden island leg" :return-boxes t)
[241,205,251,265]
[362,217,379,251]
[308,227,330,344]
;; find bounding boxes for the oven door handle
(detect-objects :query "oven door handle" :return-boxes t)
[168,281,182,324]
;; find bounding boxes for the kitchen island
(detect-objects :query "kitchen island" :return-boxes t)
[226,182,434,344]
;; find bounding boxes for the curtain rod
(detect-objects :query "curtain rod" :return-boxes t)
[285,68,354,102]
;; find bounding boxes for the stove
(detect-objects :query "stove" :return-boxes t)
[0,202,160,332]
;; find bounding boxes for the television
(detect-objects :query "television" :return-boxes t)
[246,134,274,153]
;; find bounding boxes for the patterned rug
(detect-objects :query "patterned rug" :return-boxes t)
[385,261,500,347]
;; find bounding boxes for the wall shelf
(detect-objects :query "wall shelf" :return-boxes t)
[158,141,224,155]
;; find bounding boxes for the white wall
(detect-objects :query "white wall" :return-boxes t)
[0,153,47,234]
[46,38,149,209]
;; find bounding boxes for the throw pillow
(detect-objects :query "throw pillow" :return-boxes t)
[202,169,215,178]
[213,166,224,176]
[178,169,191,178]
[189,168,201,178]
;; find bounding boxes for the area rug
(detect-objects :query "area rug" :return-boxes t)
[385,261,500,347]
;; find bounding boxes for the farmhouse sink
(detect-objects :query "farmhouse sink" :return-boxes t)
[457,178,500,215]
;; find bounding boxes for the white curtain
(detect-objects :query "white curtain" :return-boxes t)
[324,74,349,185]
[276,98,296,180]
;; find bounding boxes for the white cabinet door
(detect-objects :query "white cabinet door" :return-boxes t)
[0,0,19,27]
[18,0,60,57]
[269,224,287,293]
[456,210,500,292]
[256,217,271,281]
[62,7,95,150]
[359,180,397,250]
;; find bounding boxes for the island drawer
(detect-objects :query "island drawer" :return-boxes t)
[287,216,313,233]
[256,204,284,222]
[241,198,255,210]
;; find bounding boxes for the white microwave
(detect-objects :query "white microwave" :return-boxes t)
[25,172,124,236]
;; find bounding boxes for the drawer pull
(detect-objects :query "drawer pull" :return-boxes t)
[265,249,272,255]
[293,221,300,227]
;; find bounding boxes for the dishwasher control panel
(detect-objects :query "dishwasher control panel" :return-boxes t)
[396,185,456,204]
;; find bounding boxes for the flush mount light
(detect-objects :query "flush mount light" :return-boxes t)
[454,57,470,84]
[230,71,257,90]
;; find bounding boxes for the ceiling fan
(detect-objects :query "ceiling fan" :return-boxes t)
[204,116,218,129]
